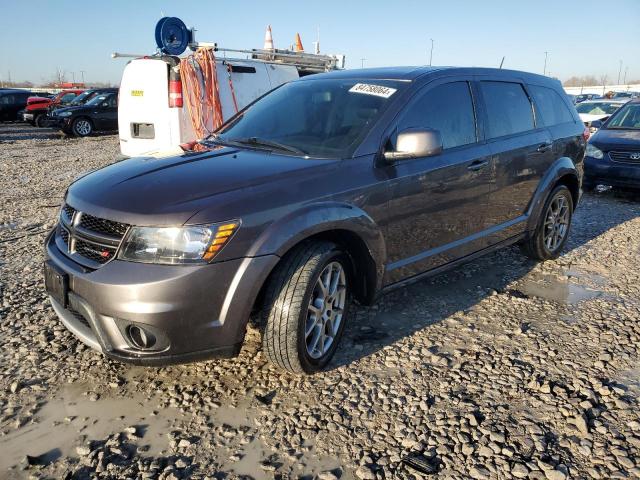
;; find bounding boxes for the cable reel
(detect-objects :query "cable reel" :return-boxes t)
[155,17,192,55]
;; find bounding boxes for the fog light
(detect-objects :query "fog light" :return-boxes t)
[126,325,157,350]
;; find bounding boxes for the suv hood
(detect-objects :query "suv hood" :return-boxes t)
[66,148,336,226]
[590,128,640,151]
[52,105,88,116]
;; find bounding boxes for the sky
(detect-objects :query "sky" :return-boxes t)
[1,0,639,86]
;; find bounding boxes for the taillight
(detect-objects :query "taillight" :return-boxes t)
[582,126,590,142]
[168,80,183,108]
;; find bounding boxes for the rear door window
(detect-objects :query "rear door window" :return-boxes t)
[529,85,574,126]
[398,81,477,149]
[479,81,535,138]
[0,94,15,104]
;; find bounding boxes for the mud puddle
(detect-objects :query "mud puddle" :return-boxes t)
[0,383,182,472]
[514,271,607,305]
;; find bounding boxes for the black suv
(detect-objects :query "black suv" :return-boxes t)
[44,67,586,374]
[0,89,33,122]
[48,91,119,136]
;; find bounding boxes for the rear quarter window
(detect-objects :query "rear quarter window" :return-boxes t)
[479,81,534,138]
[529,85,575,126]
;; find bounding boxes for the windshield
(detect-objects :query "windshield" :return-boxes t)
[69,90,95,105]
[215,78,405,158]
[85,94,109,106]
[606,103,640,129]
[576,102,623,115]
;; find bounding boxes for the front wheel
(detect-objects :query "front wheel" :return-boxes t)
[72,117,93,137]
[521,185,574,261]
[34,114,46,128]
[262,241,352,374]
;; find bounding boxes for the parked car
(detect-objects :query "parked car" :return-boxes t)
[0,89,33,122]
[574,93,601,103]
[48,91,118,136]
[612,91,639,99]
[584,99,640,190]
[23,89,84,127]
[42,88,119,127]
[44,67,586,373]
[49,87,118,114]
[575,99,627,133]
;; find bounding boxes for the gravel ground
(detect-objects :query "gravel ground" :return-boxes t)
[1,123,640,480]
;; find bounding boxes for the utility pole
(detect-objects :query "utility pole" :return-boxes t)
[617,60,623,85]
[600,75,608,96]
[543,52,548,76]
[72,72,76,83]
[360,58,366,68]
[624,67,628,85]
[80,70,86,84]
[429,38,434,66]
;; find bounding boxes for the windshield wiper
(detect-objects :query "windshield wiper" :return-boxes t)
[233,137,308,155]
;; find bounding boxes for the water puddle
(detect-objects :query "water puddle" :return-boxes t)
[514,272,605,305]
[0,383,182,471]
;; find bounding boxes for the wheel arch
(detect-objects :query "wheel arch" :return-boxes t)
[526,157,580,233]
[248,203,387,310]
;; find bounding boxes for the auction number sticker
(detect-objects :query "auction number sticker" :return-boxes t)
[349,83,397,98]
[131,90,144,96]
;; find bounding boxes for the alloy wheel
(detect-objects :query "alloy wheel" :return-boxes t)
[543,194,570,252]
[75,120,91,136]
[305,261,347,359]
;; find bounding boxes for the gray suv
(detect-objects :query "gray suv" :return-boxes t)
[44,67,586,374]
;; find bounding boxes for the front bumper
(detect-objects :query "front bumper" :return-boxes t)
[584,155,640,189]
[45,229,279,366]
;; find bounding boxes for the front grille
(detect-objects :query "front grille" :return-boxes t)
[609,151,640,164]
[79,214,129,237]
[60,228,69,245]
[75,239,114,264]
[57,203,128,268]
[62,204,76,223]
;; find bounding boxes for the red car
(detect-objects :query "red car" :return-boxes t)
[22,89,84,127]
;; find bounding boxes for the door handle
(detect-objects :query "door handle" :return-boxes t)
[536,142,552,153]
[467,159,489,171]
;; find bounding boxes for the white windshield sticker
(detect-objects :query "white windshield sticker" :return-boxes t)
[349,83,397,98]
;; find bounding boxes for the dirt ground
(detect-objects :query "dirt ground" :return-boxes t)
[1,123,639,480]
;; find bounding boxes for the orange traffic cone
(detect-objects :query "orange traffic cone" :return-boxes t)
[263,25,274,50]
[294,33,304,52]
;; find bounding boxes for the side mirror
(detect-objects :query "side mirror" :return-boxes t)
[384,129,443,162]
[589,120,603,130]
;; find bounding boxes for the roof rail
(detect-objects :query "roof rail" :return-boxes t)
[190,42,345,73]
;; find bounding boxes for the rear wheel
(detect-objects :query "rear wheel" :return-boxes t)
[521,185,574,261]
[72,117,93,137]
[262,241,352,374]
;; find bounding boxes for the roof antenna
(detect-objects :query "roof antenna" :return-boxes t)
[499,56,505,69]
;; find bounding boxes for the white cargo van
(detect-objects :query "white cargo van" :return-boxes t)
[118,55,300,157]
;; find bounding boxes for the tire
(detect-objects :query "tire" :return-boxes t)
[262,241,352,374]
[521,185,574,261]
[34,114,46,128]
[72,117,93,137]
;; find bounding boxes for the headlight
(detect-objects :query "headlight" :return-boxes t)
[58,111,72,117]
[118,221,240,264]
[586,144,604,159]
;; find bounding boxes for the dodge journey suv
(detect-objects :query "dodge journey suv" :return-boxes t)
[45,67,586,374]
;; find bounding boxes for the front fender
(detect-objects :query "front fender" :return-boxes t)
[526,157,579,233]
[247,202,387,289]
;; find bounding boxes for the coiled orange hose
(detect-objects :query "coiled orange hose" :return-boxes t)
[180,48,224,143]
